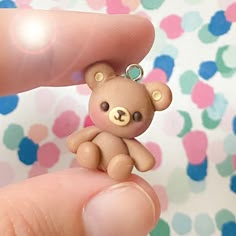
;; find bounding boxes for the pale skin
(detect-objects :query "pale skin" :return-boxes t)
[0,9,160,236]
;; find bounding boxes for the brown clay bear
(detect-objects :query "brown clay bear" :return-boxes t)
[67,63,172,181]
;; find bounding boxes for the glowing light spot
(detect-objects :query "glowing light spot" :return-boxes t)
[11,12,56,54]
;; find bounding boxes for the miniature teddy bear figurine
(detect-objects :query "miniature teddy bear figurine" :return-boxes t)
[67,63,172,181]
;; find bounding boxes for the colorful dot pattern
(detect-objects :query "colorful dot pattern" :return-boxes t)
[1,1,236,236]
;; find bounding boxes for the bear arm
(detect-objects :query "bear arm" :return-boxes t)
[123,138,156,172]
[67,126,101,153]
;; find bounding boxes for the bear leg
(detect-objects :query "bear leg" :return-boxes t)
[107,154,134,181]
[76,142,100,169]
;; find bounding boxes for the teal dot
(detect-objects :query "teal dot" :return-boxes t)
[179,70,199,94]
[189,179,206,193]
[141,0,165,10]
[182,11,203,32]
[184,0,203,4]
[127,66,142,81]
[224,134,236,155]
[206,93,228,121]
[172,212,192,234]
[3,124,24,150]
[198,24,218,44]
[202,110,221,129]
[222,45,236,68]
[161,45,178,59]
[150,218,170,236]
[194,214,215,235]
[216,155,234,177]
[166,168,190,203]
[215,209,236,230]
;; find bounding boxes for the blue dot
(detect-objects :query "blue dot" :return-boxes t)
[233,116,236,135]
[199,61,218,80]
[0,0,17,8]
[209,11,232,36]
[18,137,39,165]
[222,222,236,236]
[230,175,236,193]
[154,55,175,79]
[172,212,192,234]
[0,95,19,115]
[187,158,208,181]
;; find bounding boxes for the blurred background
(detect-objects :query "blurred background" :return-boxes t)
[0,0,236,235]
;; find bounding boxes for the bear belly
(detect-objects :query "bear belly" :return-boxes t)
[92,132,129,170]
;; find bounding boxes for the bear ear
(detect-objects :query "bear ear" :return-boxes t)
[84,62,116,90]
[145,82,172,111]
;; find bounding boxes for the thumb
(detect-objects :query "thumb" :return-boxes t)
[0,168,160,236]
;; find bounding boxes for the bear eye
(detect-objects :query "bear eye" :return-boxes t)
[100,101,110,112]
[133,111,142,122]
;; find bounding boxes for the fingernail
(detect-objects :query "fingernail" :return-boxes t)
[83,182,156,236]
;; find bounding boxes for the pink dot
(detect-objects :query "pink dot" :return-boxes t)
[183,130,208,165]
[160,15,184,39]
[219,0,236,10]
[86,0,105,10]
[163,110,185,136]
[153,184,168,212]
[106,0,130,14]
[37,142,60,168]
[191,81,214,109]
[84,115,94,127]
[145,142,162,169]
[35,88,56,114]
[220,107,235,132]
[76,84,91,96]
[55,96,81,116]
[28,162,48,178]
[0,162,15,187]
[144,68,167,83]
[28,124,48,144]
[225,2,236,22]
[233,155,236,170]
[207,140,227,164]
[52,110,80,138]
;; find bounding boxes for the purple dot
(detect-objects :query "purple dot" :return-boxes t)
[71,71,83,83]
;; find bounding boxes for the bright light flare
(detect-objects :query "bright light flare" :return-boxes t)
[11,13,56,54]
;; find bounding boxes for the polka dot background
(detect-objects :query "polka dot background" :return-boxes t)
[0,0,236,235]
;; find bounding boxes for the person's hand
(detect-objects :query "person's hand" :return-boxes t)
[0,9,160,236]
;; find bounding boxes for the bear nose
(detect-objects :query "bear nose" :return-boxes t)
[117,110,125,117]
[109,107,130,126]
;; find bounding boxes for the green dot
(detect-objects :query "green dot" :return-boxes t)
[179,70,199,94]
[150,218,170,236]
[216,155,234,177]
[141,0,165,10]
[202,110,221,129]
[177,110,192,138]
[198,24,218,44]
[3,124,24,150]
[167,168,190,203]
[216,46,236,77]
[215,209,236,230]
